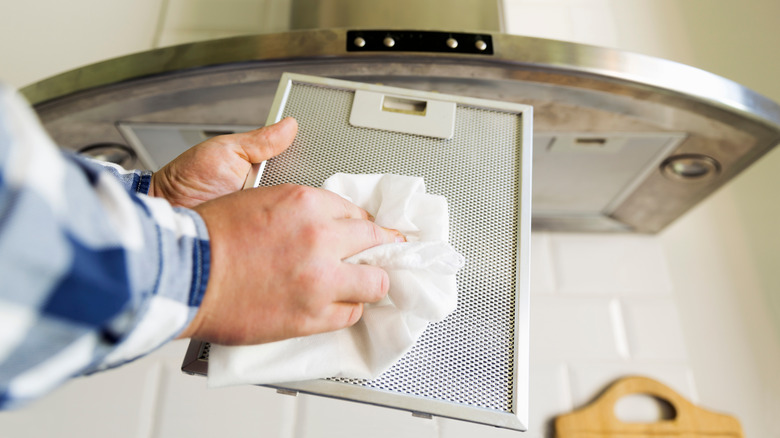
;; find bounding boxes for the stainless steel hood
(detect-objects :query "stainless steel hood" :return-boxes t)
[22,29,780,233]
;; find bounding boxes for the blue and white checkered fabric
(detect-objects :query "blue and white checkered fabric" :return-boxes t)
[0,84,210,409]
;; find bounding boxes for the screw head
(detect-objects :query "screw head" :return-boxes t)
[475,39,487,51]
[446,38,459,49]
[353,37,366,48]
[383,36,395,48]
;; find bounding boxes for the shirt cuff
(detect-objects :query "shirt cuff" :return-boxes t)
[137,171,152,195]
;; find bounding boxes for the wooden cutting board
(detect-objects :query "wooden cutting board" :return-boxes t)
[555,376,743,437]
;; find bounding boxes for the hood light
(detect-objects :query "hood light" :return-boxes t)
[661,154,721,182]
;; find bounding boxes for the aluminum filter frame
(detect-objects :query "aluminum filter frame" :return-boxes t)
[181,73,533,431]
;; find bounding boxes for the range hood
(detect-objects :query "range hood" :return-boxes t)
[22,27,780,233]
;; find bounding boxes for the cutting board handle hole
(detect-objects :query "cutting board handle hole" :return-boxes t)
[614,394,677,423]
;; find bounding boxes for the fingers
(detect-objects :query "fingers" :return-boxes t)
[334,218,405,258]
[267,184,404,251]
[318,302,365,333]
[332,263,391,304]
[299,266,385,335]
[237,117,298,163]
[314,187,373,220]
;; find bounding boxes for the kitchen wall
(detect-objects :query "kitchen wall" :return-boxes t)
[1,1,779,437]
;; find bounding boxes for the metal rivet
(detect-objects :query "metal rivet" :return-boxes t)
[475,39,487,51]
[353,37,366,48]
[383,36,395,48]
[446,38,458,49]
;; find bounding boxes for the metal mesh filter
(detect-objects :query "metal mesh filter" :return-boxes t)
[256,82,522,413]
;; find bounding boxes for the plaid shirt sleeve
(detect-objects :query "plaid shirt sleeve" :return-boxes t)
[0,84,210,409]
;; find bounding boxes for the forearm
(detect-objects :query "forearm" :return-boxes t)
[0,85,209,409]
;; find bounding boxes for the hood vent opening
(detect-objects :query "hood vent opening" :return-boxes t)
[533,132,686,231]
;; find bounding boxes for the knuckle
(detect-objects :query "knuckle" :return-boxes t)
[341,304,363,328]
[377,269,390,298]
[294,263,332,307]
[295,262,324,289]
[287,184,319,209]
[350,304,364,325]
[289,312,317,337]
[363,221,383,246]
[298,222,328,248]
[365,267,390,302]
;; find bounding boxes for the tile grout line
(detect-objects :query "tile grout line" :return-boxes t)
[561,361,574,412]
[433,415,443,438]
[291,393,307,438]
[541,233,560,295]
[138,361,165,438]
[557,360,575,438]
[684,367,700,405]
[609,298,631,360]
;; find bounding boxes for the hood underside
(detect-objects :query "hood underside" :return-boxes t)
[23,29,780,233]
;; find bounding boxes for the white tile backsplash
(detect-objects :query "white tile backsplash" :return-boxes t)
[608,300,631,359]
[436,417,525,438]
[532,295,623,360]
[294,394,438,438]
[621,298,688,361]
[153,363,297,438]
[527,360,573,438]
[0,358,161,438]
[530,232,556,295]
[549,234,673,295]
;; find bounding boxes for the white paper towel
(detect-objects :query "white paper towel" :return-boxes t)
[207,173,464,387]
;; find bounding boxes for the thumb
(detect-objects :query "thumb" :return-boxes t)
[238,117,298,163]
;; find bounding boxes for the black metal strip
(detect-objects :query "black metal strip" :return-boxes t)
[347,30,494,55]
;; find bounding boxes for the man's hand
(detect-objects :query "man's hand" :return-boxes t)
[150,118,298,208]
[158,116,404,345]
[178,184,405,345]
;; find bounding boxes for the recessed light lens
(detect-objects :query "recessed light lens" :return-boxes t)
[661,154,720,182]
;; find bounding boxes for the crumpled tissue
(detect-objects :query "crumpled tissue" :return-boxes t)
[207,173,464,387]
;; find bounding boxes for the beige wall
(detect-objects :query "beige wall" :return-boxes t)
[0,0,163,87]
[0,0,293,88]
[673,0,780,339]
[649,0,780,354]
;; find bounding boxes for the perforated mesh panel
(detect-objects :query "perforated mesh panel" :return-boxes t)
[254,82,523,413]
